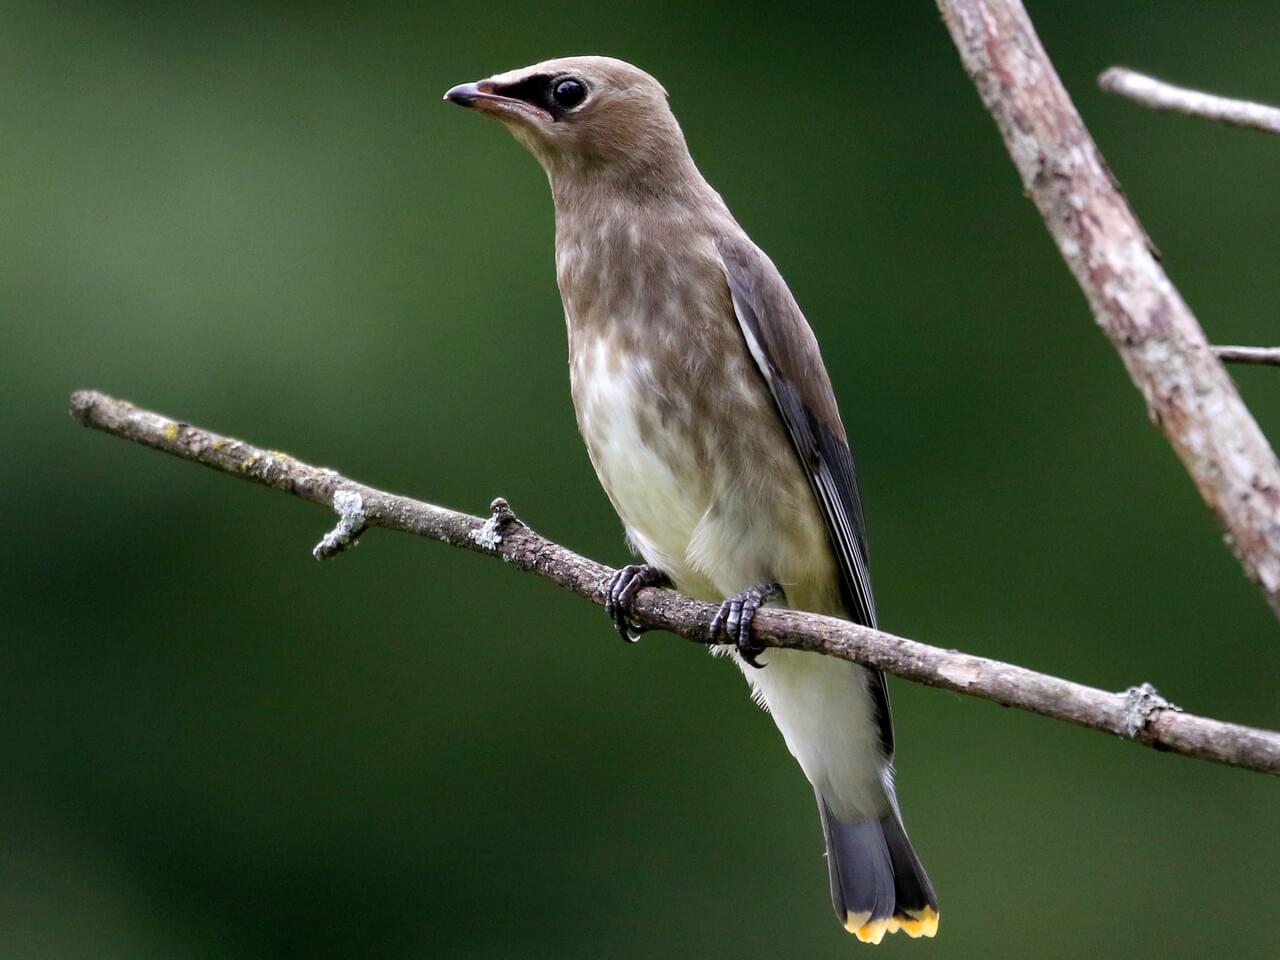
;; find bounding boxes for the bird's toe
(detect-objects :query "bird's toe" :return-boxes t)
[604,564,667,643]
[711,580,781,669]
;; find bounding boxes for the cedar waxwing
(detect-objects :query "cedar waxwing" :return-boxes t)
[445,56,938,943]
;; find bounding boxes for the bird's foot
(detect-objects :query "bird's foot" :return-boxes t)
[709,580,782,669]
[603,564,669,642]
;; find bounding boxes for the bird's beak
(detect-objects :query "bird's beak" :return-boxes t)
[443,80,553,123]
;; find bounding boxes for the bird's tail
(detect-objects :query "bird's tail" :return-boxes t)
[817,793,939,944]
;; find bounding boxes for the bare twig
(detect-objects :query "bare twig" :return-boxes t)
[70,389,1280,775]
[1099,67,1280,136]
[1214,345,1280,367]
[935,0,1280,621]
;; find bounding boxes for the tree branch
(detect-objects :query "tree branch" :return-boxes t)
[1214,345,1280,367]
[1099,67,1280,135]
[935,0,1280,621]
[69,389,1280,775]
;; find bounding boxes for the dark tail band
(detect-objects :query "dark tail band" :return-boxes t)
[817,794,939,943]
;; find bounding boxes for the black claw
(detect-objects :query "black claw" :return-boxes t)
[603,564,668,643]
[711,580,781,669]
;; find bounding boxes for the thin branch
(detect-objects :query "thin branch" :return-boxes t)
[69,389,1280,776]
[935,0,1280,621]
[1099,67,1280,136]
[1214,345,1280,367]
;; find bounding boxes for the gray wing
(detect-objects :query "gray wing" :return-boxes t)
[716,234,894,757]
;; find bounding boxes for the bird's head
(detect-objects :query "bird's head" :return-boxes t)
[444,56,695,192]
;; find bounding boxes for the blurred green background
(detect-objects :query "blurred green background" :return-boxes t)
[5,1,1279,957]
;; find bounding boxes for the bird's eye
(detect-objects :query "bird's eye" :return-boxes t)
[552,78,587,109]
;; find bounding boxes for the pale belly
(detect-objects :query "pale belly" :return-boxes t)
[570,336,836,606]
[570,334,889,820]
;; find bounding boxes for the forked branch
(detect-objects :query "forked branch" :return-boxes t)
[935,0,1280,620]
[70,390,1280,775]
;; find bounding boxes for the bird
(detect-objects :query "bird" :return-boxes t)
[444,56,938,943]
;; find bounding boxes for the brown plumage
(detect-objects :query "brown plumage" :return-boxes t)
[445,56,937,942]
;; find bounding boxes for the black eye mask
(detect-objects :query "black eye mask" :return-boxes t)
[494,74,588,120]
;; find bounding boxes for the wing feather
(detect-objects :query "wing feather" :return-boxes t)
[717,234,894,757]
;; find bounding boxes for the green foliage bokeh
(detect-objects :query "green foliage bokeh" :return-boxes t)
[5,2,1279,957]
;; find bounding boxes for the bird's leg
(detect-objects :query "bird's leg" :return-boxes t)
[709,580,782,669]
[603,564,670,642]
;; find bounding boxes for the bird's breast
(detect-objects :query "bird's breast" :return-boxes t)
[570,336,714,591]
[564,292,838,612]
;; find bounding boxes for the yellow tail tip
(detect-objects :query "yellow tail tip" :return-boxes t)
[846,915,887,945]
[895,906,940,939]
[844,907,939,942]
